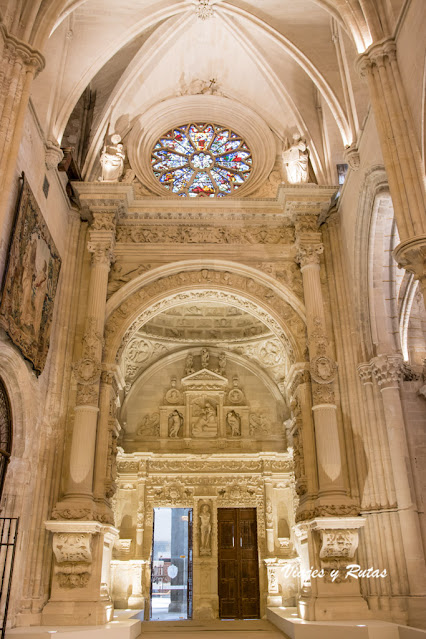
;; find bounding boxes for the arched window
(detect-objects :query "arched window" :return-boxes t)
[0,379,12,500]
[151,123,252,197]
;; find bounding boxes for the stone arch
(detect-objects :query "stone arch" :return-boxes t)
[104,264,307,367]
[0,342,39,514]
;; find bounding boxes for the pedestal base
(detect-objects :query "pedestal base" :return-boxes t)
[298,595,370,621]
[41,600,113,626]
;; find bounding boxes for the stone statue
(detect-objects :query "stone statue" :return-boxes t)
[168,410,183,438]
[100,133,125,182]
[185,353,195,376]
[199,503,212,554]
[282,133,309,184]
[216,352,226,376]
[201,348,209,369]
[226,410,241,437]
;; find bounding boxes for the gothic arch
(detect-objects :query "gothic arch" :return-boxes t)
[104,263,307,366]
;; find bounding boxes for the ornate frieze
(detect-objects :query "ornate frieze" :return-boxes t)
[115,224,294,245]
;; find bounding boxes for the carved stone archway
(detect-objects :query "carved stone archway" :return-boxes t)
[104,266,307,366]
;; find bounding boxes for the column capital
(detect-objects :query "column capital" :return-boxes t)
[0,22,45,76]
[356,37,397,77]
[394,235,426,284]
[370,354,404,388]
[295,243,324,269]
[357,362,373,385]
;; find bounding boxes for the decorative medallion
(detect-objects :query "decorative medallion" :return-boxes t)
[310,355,337,384]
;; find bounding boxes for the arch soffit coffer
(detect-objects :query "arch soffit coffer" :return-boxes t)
[120,345,286,415]
[104,267,307,366]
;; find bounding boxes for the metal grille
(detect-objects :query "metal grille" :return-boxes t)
[0,518,19,638]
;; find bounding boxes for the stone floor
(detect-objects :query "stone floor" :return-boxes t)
[136,620,290,638]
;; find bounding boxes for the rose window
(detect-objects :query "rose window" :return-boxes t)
[151,123,252,197]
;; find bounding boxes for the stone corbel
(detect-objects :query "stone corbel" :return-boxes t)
[309,517,365,576]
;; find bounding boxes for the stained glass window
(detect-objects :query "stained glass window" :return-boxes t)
[151,123,252,197]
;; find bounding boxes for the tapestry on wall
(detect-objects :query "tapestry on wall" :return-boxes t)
[0,176,62,375]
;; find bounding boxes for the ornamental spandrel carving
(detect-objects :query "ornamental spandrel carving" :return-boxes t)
[136,413,160,438]
[115,224,294,245]
[107,262,152,297]
[310,356,337,384]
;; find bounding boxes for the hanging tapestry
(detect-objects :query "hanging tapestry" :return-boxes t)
[0,176,62,375]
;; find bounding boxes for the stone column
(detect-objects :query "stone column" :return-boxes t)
[295,219,346,504]
[370,354,426,604]
[357,40,426,308]
[43,206,119,626]
[294,215,367,621]
[264,479,274,554]
[64,210,117,507]
[0,24,45,242]
[285,365,318,521]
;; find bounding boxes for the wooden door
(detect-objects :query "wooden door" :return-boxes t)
[217,508,260,619]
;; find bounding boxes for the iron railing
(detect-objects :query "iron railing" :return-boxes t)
[0,518,19,639]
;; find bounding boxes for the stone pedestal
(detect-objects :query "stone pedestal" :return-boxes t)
[42,521,118,625]
[295,518,369,621]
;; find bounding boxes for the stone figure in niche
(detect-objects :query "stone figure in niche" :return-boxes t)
[282,133,309,184]
[192,400,218,437]
[185,353,195,376]
[168,410,184,438]
[100,133,125,182]
[201,348,209,369]
[199,504,212,555]
[226,410,241,437]
[216,352,226,376]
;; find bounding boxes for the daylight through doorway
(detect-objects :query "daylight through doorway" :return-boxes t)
[150,507,193,621]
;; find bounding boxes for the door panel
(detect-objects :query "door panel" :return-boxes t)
[218,508,260,619]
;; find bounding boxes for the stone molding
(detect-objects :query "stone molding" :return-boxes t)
[394,235,426,284]
[0,22,45,75]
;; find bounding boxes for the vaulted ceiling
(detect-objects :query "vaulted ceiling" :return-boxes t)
[1,0,406,186]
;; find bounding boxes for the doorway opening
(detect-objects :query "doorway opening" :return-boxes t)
[150,507,193,621]
[218,507,260,619]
